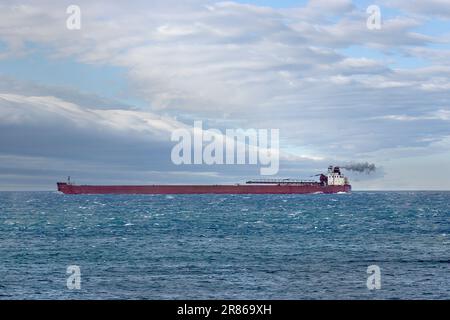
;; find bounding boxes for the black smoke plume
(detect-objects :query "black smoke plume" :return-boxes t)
[342,162,376,174]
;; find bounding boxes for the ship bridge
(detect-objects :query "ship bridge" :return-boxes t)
[327,166,349,186]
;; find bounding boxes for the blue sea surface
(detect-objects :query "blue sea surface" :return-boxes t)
[0,191,449,299]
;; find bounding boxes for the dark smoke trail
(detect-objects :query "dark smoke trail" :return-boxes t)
[342,162,376,174]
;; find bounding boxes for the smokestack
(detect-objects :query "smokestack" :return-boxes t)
[342,162,376,174]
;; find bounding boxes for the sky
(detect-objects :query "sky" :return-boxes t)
[1,0,450,190]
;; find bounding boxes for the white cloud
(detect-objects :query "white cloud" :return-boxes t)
[0,93,183,135]
[385,0,450,19]
[377,109,450,121]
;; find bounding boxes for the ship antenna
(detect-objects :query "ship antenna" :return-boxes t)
[68,176,71,184]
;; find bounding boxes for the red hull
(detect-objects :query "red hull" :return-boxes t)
[57,183,351,195]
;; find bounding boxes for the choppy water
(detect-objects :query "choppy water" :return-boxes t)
[0,191,449,299]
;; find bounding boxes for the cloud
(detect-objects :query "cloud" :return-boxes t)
[0,92,182,134]
[384,0,450,19]
[377,109,450,121]
[0,90,181,172]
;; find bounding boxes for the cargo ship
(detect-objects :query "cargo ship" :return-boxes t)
[57,166,351,195]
